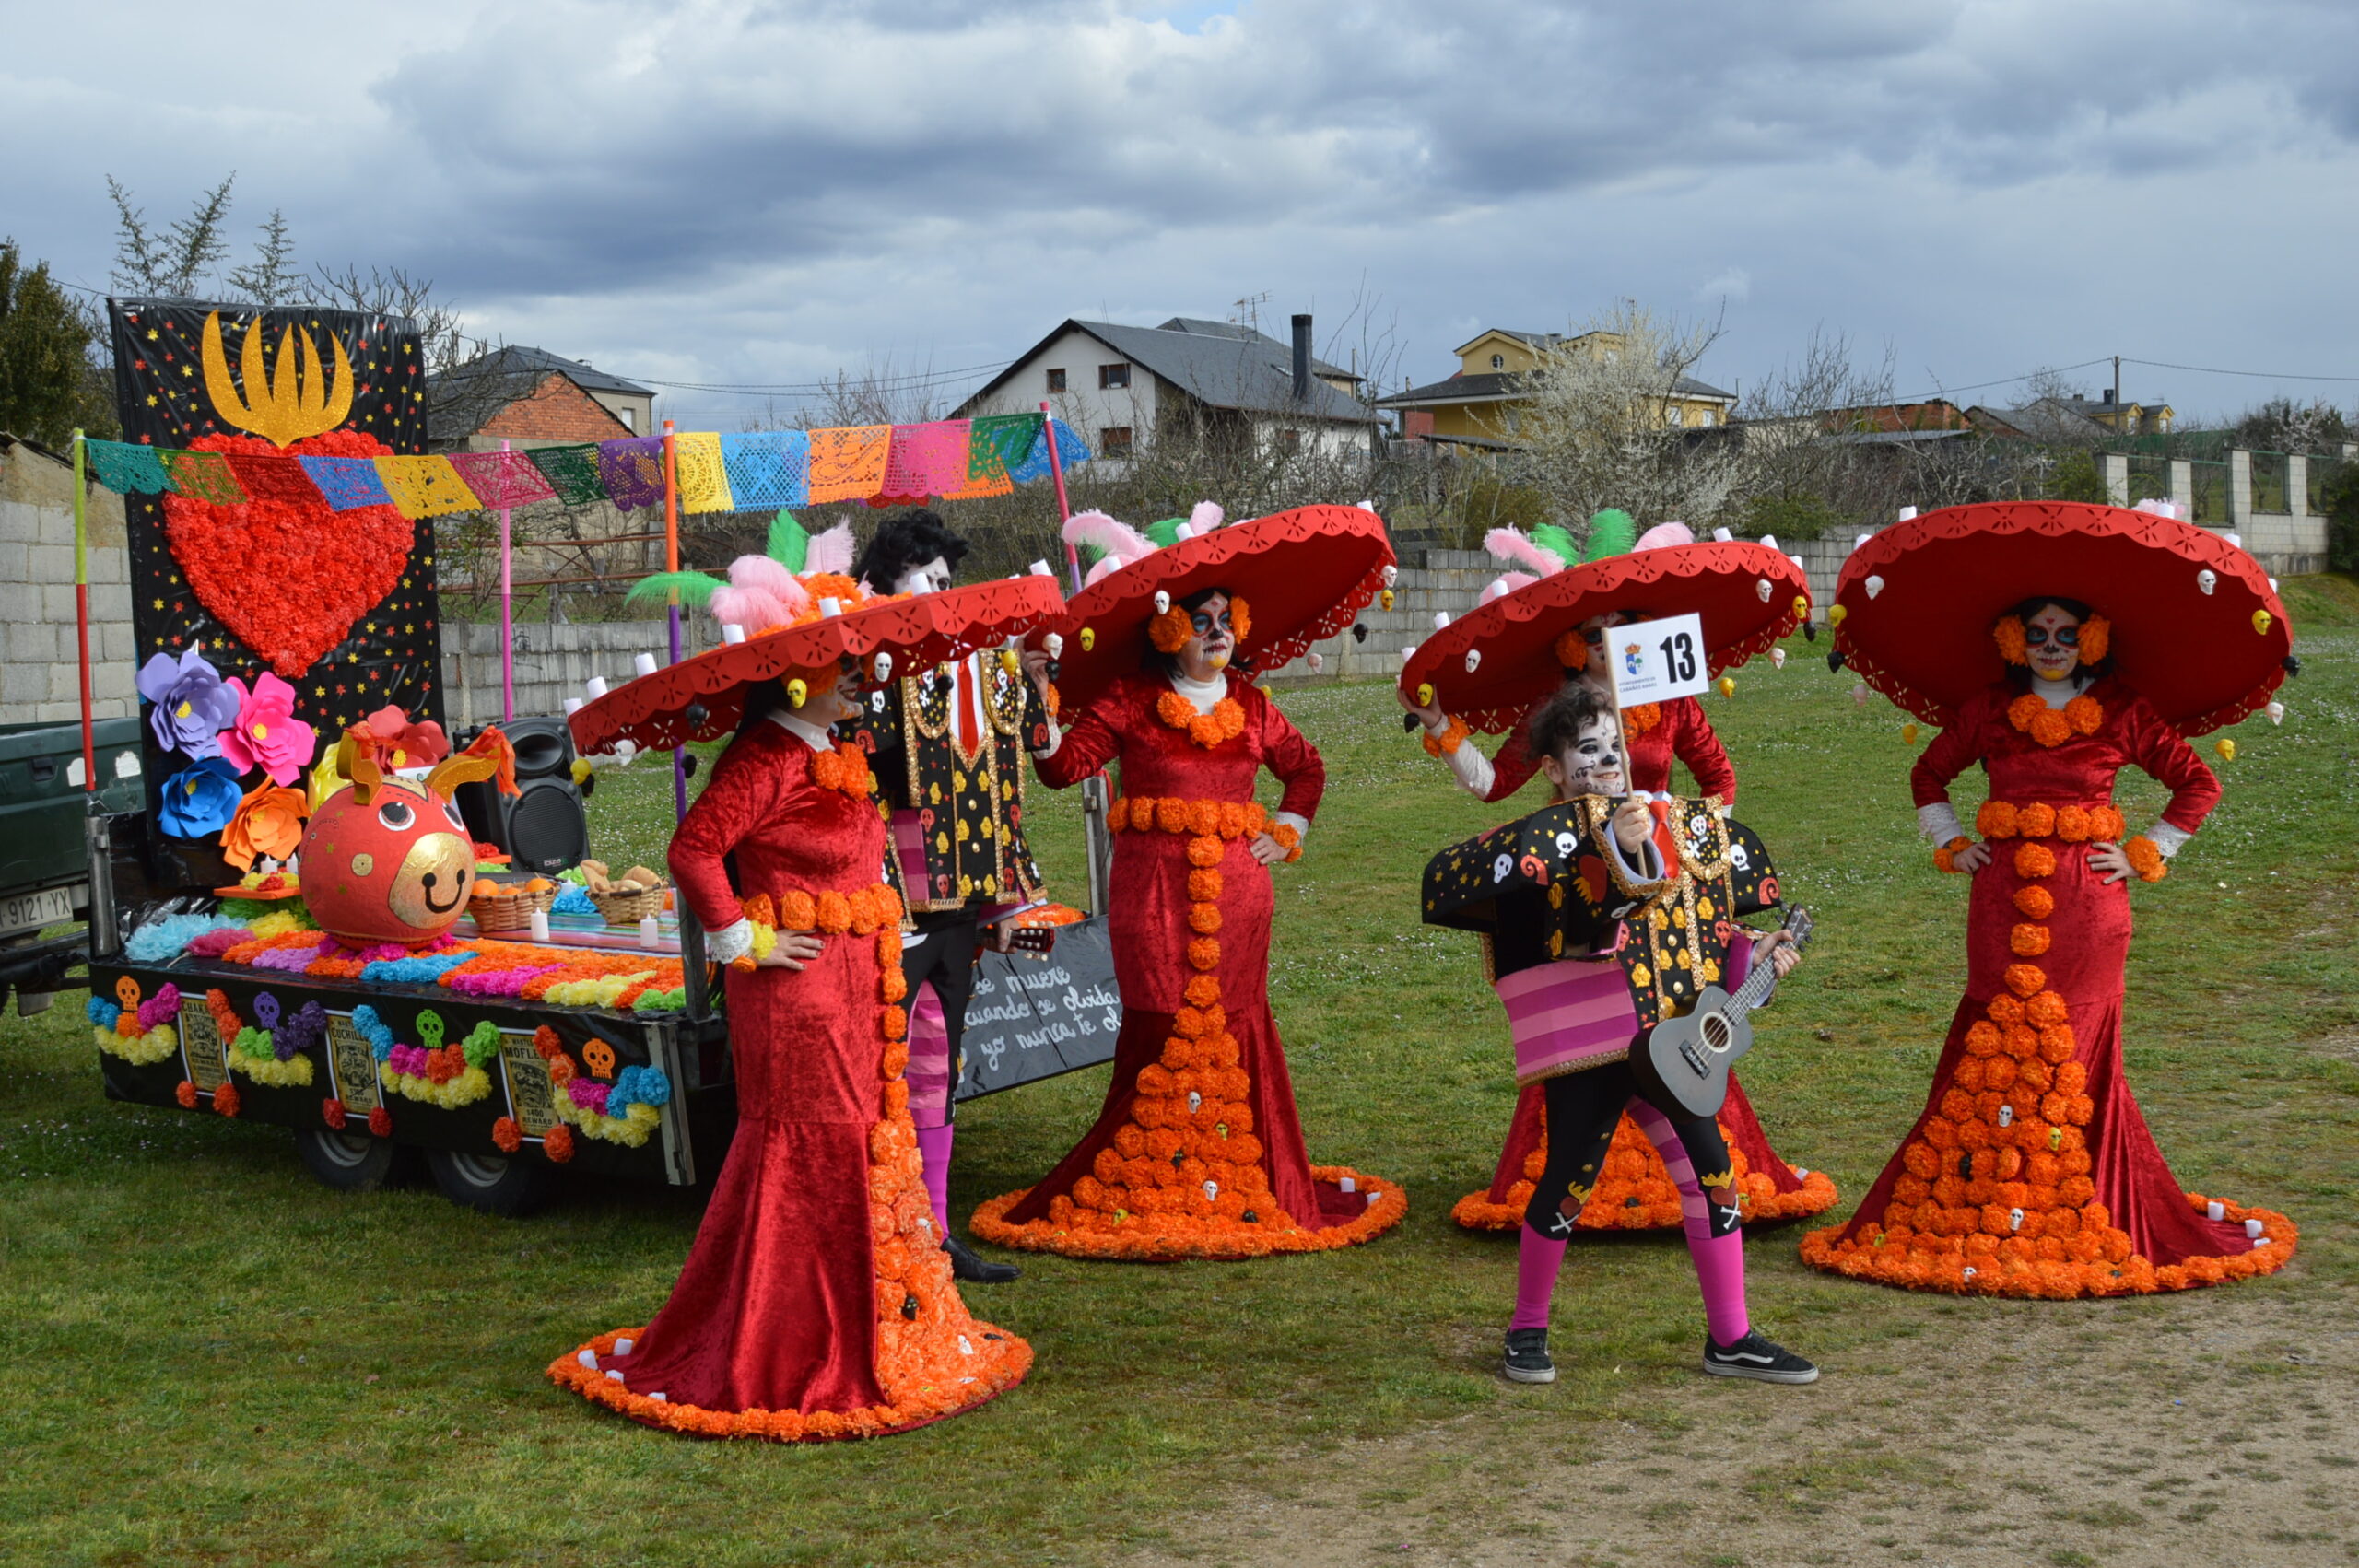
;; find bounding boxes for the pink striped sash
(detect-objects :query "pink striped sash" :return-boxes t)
[890,808,931,887]
[1495,957,1640,1087]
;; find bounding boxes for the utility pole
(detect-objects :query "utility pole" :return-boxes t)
[2112,356,2121,406]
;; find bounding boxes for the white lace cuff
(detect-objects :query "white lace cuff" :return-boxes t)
[2145,821,2192,858]
[1433,722,1496,798]
[705,918,753,966]
[1918,802,1966,845]
[1274,811,1310,841]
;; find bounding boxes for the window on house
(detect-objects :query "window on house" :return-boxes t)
[1666,406,1684,427]
[1694,408,1715,427]
[1490,354,1505,370]
[1099,426,1134,456]
[1046,368,1067,392]
[616,406,636,431]
[1099,363,1131,390]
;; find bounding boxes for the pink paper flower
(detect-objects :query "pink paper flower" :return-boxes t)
[217,673,318,786]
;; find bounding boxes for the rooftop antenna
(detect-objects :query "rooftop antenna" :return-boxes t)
[1230,291,1270,333]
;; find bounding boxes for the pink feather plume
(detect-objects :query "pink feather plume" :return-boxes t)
[1484,527,1567,578]
[1189,500,1225,532]
[1634,521,1696,551]
[1480,571,1538,604]
[804,521,855,578]
[1062,509,1153,565]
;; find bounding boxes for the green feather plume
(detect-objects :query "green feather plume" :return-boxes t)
[1144,517,1184,548]
[766,511,810,572]
[624,570,722,608]
[1579,509,1637,563]
[1529,523,1579,569]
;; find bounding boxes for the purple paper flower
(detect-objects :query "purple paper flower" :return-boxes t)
[136,647,239,759]
[158,757,243,838]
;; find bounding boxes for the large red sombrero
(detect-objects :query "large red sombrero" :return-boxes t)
[1833,500,2292,735]
[569,576,1065,755]
[1037,504,1395,712]
[1400,543,1810,731]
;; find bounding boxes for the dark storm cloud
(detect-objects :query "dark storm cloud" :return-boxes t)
[4,0,2354,422]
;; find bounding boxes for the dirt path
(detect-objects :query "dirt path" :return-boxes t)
[1121,1288,2359,1567]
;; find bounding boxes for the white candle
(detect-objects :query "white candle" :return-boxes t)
[633,652,659,677]
[639,915,660,949]
[529,909,550,943]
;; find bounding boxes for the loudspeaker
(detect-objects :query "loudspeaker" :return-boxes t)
[455,719,591,873]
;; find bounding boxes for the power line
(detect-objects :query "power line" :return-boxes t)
[1897,357,2115,403]
[2121,355,2359,385]
[632,359,1010,397]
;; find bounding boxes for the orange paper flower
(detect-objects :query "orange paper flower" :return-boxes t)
[220,781,307,871]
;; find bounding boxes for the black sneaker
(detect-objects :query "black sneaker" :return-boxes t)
[1501,1328,1555,1384]
[1702,1329,1819,1384]
[944,1234,1020,1284]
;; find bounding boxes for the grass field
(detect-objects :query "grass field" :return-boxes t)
[3,575,2353,1566]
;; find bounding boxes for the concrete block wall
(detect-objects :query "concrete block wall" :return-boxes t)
[441,617,715,730]
[0,439,135,727]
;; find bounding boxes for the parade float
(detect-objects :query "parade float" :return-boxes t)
[69,297,1096,1214]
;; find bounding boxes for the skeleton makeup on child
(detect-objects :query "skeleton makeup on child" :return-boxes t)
[1542,713,1626,799]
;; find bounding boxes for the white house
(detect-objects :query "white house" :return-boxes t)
[957,314,1379,467]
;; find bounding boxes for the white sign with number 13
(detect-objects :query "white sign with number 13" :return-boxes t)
[1605,613,1710,708]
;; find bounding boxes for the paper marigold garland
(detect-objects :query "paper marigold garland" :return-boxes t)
[1450,1114,1840,1232]
[972,795,1403,1260]
[548,879,1031,1440]
[1805,799,2292,1296]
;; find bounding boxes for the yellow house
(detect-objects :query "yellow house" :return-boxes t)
[1377,328,1738,447]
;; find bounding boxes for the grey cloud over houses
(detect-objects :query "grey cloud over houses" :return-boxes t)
[6,0,2356,425]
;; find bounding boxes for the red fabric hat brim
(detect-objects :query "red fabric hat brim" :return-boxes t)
[1834,501,2292,735]
[1039,505,1394,712]
[1400,543,1810,732]
[569,576,1065,755]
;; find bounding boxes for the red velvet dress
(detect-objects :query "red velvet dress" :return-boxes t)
[1454,695,1839,1232]
[970,673,1406,1258]
[1803,678,2297,1295]
[547,721,1029,1438]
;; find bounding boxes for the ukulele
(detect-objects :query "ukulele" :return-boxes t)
[1628,906,1813,1118]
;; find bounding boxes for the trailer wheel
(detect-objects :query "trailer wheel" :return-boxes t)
[294,1126,403,1193]
[424,1147,555,1217]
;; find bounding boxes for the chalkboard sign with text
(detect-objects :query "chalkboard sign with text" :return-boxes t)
[954,915,1122,1101]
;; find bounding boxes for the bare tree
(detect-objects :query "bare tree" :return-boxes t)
[106,174,237,297]
[1509,299,1746,539]
[226,209,300,305]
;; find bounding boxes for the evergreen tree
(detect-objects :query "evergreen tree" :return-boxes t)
[0,240,117,445]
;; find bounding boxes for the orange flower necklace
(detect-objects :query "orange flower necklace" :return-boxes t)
[1621,702,1662,741]
[1156,689,1247,749]
[2006,691,2104,749]
[809,744,875,797]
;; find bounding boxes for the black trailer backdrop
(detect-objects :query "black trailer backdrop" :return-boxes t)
[109,298,442,887]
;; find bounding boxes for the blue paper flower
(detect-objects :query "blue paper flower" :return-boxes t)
[136,647,240,759]
[158,757,244,838]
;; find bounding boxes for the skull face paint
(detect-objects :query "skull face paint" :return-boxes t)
[1555,715,1627,799]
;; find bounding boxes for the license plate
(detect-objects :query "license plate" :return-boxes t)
[0,883,81,936]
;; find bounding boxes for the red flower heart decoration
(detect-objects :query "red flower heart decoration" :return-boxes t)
[1577,853,1609,906]
[161,430,416,677]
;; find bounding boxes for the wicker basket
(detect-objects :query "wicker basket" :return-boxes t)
[470,883,557,934]
[589,885,667,926]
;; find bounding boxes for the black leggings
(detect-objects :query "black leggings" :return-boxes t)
[1524,1063,1742,1241]
[902,907,980,1120]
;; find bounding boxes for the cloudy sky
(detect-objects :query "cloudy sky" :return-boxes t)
[7,0,2356,431]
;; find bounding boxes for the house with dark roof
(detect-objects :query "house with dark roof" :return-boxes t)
[1376,327,1736,449]
[428,345,658,451]
[956,314,1379,465]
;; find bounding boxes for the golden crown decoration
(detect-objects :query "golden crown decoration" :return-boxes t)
[200,310,356,449]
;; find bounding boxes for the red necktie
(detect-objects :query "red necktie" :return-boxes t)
[955,656,980,755]
[1649,799,1682,873]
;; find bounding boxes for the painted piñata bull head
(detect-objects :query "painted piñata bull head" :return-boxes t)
[300,726,516,948]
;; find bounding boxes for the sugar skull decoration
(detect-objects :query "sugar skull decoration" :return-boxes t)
[299,725,517,948]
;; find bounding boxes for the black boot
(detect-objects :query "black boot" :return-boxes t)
[944,1234,1020,1284]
